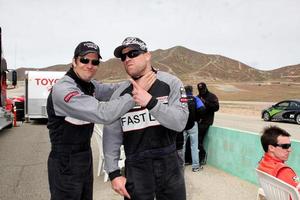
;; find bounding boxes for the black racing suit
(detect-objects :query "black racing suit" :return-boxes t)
[103,70,189,200]
[46,68,134,200]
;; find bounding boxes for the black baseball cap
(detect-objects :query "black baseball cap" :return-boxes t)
[74,41,102,59]
[197,82,207,92]
[114,37,147,58]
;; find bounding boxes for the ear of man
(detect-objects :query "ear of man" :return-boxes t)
[72,58,77,68]
[144,52,151,62]
[268,144,276,153]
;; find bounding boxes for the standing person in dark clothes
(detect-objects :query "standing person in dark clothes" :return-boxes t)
[196,82,219,166]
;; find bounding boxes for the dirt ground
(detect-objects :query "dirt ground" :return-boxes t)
[219,101,271,117]
[209,82,300,102]
[185,81,299,117]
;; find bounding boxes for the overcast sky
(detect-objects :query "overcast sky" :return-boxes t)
[1,0,300,70]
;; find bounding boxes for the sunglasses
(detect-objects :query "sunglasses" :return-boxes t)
[120,50,145,62]
[273,143,292,149]
[79,57,100,66]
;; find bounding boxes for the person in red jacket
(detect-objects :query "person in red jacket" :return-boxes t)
[258,126,300,192]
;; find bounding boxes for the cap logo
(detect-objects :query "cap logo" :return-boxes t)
[122,37,147,51]
[84,42,98,50]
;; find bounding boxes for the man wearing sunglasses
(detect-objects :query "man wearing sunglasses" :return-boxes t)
[46,41,155,200]
[103,37,189,200]
[258,126,300,192]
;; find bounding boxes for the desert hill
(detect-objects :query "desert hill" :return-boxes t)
[150,46,267,83]
[267,64,300,82]
[13,46,300,85]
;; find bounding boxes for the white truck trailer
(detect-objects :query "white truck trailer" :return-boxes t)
[24,71,65,121]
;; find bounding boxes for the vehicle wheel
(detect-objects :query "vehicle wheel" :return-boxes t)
[296,114,300,125]
[263,112,271,121]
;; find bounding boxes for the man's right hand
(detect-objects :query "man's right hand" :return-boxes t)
[111,176,131,199]
[130,79,152,107]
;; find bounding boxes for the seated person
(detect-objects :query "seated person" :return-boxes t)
[257,125,300,192]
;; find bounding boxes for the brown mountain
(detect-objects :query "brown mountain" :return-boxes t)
[267,64,300,82]
[151,46,267,83]
[14,46,300,84]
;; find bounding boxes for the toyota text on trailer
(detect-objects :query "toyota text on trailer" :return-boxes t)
[25,71,65,121]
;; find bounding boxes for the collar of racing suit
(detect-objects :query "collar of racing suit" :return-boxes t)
[66,68,95,96]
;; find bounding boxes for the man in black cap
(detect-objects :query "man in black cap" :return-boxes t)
[46,41,155,200]
[196,82,219,167]
[103,37,188,200]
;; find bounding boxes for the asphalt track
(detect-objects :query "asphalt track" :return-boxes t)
[0,122,258,200]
